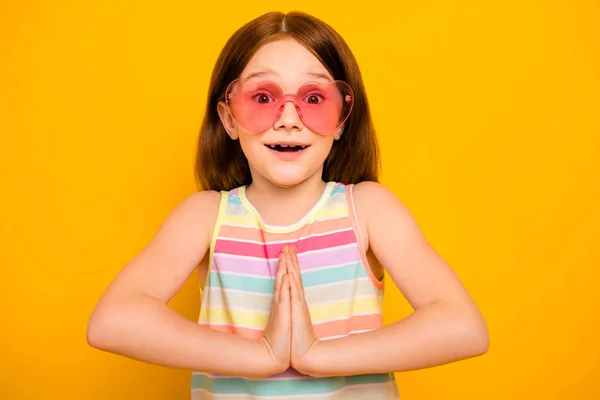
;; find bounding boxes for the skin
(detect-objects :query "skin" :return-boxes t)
[217,38,344,228]
[86,37,489,380]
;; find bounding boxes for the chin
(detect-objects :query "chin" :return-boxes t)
[263,168,317,188]
[266,175,310,188]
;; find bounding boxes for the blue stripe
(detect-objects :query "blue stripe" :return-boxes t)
[330,183,346,196]
[208,263,366,293]
[227,194,243,207]
[301,262,367,287]
[191,373,395,395]
[208,272,274,294]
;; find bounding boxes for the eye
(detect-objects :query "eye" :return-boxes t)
[304,93,324,105]
[252,92,275,104]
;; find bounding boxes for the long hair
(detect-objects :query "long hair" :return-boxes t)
[195,11,380,191]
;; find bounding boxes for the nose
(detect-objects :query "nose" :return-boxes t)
[274,101,303,131]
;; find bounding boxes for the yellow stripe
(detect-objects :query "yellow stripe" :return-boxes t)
[314,204,348,220]
[234,182,341,234]
[308,296,382,324]
[221,213,261,227]
[200,191,229,298]
[203,307,269,328]
[221,205,349,228]
[203,296,382,327]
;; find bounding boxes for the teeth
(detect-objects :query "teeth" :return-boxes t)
[267,144,307,149]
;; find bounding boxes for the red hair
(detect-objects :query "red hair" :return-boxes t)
[195,11,380,191]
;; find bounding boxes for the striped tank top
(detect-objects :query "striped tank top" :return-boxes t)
[191,181,400,399]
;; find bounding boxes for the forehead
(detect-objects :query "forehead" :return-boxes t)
[240,38,333,88]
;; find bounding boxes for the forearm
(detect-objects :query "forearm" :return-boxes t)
[303,302,489,377]
[87,294,277,378]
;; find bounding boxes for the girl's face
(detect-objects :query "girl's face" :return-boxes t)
[218,38,343,188]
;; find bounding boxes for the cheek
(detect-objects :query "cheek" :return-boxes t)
[237,134,264,162]
[312,137,336,159]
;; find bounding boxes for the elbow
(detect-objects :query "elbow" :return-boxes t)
[87,293,148,352]
[86,311,107,350]
[478,321,490,355]
[86,307,119,351]
[463,313,490,357]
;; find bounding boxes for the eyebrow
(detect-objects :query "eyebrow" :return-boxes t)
[243,70,333,82]
[306,72,332,82]
[244,70,274,80]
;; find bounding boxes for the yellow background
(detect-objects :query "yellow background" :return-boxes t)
[1,1,599,399]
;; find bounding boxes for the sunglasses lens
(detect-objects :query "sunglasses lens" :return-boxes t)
[296,81,354,135]
[225,79,354,135]
[226,80,283,133]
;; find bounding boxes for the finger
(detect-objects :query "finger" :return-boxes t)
[278,252,288,280]
[274,253,286,300]
[288,252,305,301]
[280,273,290,303]
[293,249,305,293]
[279,249,288,273]
[288,246,298,268]
[290,269,303,302]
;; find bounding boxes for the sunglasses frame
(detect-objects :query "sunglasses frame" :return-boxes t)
[223,78,355,135]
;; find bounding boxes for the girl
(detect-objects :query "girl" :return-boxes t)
[87,11,489,399]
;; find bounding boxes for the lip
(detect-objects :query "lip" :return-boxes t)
[263,141,310,148]
[264,142,310,161]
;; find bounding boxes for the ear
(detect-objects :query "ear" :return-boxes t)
[334,126,344,140]
[217,101,239,140]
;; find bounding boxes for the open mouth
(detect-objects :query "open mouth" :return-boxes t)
[265,144,309,152]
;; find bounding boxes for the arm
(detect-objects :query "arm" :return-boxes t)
[86,190,279,379]
[301,182,489,377]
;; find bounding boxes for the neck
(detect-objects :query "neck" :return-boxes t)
[244,170,328,227]
[248,174,326,202]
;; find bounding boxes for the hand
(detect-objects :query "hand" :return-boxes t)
[259,251,292,375]
[285,246,322,375]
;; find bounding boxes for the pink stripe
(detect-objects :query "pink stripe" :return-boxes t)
[213,230,356,258]
[212,244,362,276]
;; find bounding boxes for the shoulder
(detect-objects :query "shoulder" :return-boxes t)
[351,181,410,216]
[351,181,418,236]
[180,189,223,211]
[173,189,222,215]
[161,189,223,235]
[351,180,395,200]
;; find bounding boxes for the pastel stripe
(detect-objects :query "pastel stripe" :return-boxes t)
[211,244,364,276]
[198,296,381,327]
[227,189,347,215]
[194,182,398,399]
[201,278,381,312]
[199,312,383,341]
[192,381,399,400]
[214,229,357,257]
[227,194,243,207]
[207,262,369,293]
[221,209,348,229]
[190,372,394,395]
[301,262,369,287]
[218,218,355,242]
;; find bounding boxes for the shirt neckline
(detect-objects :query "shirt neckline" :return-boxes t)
[237,181,336,234]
